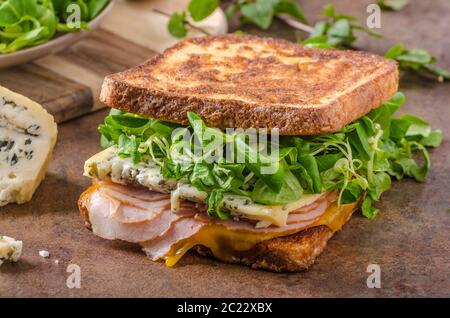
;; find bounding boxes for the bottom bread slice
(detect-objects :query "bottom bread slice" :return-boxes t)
[78,191,358,272]
[194,225,335,272]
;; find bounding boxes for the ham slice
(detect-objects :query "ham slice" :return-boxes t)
[141,217,206,261]
[99,185,170,223]
[193,212,318,233]
[82,182,335,262]
[286,199,328,224]
[86,183,196,242]
[141,209,325,262]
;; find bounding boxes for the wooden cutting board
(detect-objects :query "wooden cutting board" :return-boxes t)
[0,0,227,123]
[0,28,155,123]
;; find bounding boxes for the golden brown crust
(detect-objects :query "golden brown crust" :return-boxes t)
[195,225,334,272]
[100,34,399,135]
[78,186,94,230]
[78,189,358,272]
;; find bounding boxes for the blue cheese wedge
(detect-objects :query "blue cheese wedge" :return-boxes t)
[84,145,177,193]
[0,86,57,206]
[85,146,324,226]
[0,236,23,266]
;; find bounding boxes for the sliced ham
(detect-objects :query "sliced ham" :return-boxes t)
[82,182,336,263]
[101,181,167,202]
[141,211,325,262]
[194,212,318,233]
[99,184,171,223]
[286,199,328,224]
[141,217,206,261]
[86,185,196,243]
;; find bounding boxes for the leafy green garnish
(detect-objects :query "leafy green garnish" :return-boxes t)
[188,0,219,22]
[377,0,409,11]
[98,93,440,220]
[0,0,110,54]
[165,0,219,38]
[168,12,188,39]
[273,0,307,23]
[87,0,109,20]
[251,161,302,205]
[118,134,141,164]
[385,43,450,82]
[300,4,382,49]
[230,0,307,30]
[165,0,307,38]
[206,189,230,220]
[239,0,277,30]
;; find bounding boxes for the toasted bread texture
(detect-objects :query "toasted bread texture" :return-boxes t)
[78,192,358,272]
[194,225,334,272]
[100,34,399,135]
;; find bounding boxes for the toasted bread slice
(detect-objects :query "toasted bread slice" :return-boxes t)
[194,226,335,272]
[100,34,398,135]
[78,192,358,272]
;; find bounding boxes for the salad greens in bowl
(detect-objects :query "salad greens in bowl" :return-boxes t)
[0,0,112,67]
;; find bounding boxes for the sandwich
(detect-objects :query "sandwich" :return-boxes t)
[78,35,441,272]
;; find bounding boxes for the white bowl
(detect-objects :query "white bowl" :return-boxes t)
[0,1,114,69]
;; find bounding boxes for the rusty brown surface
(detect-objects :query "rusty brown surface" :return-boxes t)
[0,0,449,297]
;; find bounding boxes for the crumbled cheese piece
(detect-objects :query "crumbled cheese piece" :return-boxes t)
[39,250,50,258]
[84,146,176,193]
[0,235,23,265]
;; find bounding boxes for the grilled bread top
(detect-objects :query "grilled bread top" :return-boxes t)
[100,34,399,135]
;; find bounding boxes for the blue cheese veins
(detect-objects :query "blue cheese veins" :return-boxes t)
[0,86,58,206]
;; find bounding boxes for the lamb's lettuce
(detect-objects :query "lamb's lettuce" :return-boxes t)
[98,92,441,220]
[0,0,110,54]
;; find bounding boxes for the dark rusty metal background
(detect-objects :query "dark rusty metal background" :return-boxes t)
[1,0,449,297]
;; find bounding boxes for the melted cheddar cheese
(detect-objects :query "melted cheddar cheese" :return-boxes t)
[164,201,357,267]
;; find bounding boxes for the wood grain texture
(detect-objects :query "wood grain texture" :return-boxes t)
[0,21,157,124]
[34,28,156,113]
[0,64,92,123]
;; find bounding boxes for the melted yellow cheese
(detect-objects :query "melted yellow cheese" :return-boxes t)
[164,201,357,267]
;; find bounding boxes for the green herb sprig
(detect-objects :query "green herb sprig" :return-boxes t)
[226,0,307,30]
[300,4,382,49]
[166,0,219,39]
[300,5,450,82]
[385,44,450,82]
[165,0,307,38]
[377,0,409,11]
